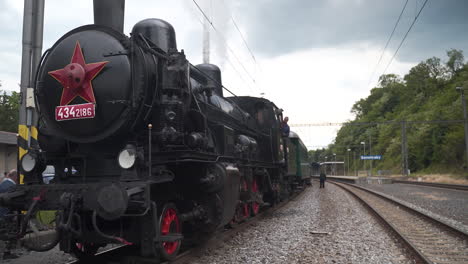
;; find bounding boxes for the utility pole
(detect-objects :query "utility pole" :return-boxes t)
[401,121,408,176]
[369,132,372,176]
[333,153,336,176]
[18,0,45,184]
[353,151,357,176]
[360,141,366,176]
[456,87,468,168]
[347,148,351,176]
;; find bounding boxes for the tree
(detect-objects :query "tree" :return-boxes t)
[446,49,464,74]
[425,57,448,80]
[0,85,20,132]
[403,57,449,98]
[378,74,402,88]
[351,98,366,118]
[330,50,468,176]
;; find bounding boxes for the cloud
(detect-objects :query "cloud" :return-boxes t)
[234,0,468,62]
[0,1,22,91]
[232,44,414,148]
[0,0,206,91]
[1,0,464,149]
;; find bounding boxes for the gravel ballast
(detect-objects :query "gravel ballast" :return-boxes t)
[190,182,413,264]
[3,246,73,264]
[363,183,468,229]
[4,182,416,264]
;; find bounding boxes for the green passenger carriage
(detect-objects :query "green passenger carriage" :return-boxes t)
[286,131,311,186]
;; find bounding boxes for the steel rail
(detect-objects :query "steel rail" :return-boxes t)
[392,180,468,191]
[331,181,468,264]
[312,175,468,191]
[331,180,468,236]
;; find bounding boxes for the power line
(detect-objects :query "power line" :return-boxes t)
[220,0,258,66]
[191,0,258,88]
[290,119,462,127]
[225,58,255,94]
[367,0,409,87]
[291,122,345,127]
[186,3,254,94]
[381,0,429,75]
[221,0,263,95]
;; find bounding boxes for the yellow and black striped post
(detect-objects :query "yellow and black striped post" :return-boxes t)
[17,125,38,184]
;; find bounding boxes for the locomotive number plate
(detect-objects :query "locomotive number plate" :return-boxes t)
[55,103,95,121]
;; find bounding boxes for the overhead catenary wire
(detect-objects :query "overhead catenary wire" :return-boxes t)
[186,2,254,95]
[219,0,259,66]
[224,56,255,94]
[367,0,409,87]
[381,0,429,76]
[294,117,462,150]
[290,118,462,127]
[219,0,263,95]
[191,0,258,88]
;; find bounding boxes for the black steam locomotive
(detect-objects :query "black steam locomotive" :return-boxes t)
[0,16,308,261]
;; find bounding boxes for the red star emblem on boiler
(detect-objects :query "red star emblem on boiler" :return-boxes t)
[48,41,108,106]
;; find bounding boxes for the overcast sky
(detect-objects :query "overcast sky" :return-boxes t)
[1,0,467,150]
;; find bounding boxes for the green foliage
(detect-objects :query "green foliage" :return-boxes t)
[0,85,20,133]
[324,50,468,176]
[447,49,464,74]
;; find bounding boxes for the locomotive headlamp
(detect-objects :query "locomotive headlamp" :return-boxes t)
[21,153,37,172]
[118,145,137,169]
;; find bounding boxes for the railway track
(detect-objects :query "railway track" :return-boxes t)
[332,181,468,264]
[66,187,309,264]
[392,180,468,191]
[312,175,468,191]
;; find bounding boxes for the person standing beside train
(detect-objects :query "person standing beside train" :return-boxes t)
[319,171,327,188]
[0,170,17,217]
[0,170,19,260]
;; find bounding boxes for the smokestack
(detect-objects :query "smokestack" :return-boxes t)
[93,0,125,33]
[203,19,210,63]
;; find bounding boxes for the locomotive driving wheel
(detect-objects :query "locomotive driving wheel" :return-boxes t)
[250,177,260,216]
[241,178,250,219]
[159,203,182,261]
[71,242,99,260]
[231,178,250,224]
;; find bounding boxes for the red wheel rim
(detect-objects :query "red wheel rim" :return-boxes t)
[242,178,250,218]
[251,178,260,215]
[242,179,248,191]
[243,203,249,218]
[75,242,94,251]
[252,178,258,193]
[161,208,181,255]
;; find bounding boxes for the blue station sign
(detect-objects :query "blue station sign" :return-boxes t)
[360,155,382,160]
